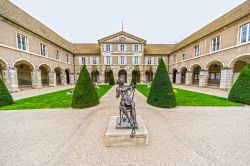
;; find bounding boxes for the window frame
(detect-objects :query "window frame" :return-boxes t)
[40,43,47,56]
[17,33,28,51]
[194,45,200,57]
[240,23,250,44]
[211,36,221,52]
[55,50,60,61]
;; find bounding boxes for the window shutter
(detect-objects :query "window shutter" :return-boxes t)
[124,57,127,64]
[151,57,154,65]
[97,57,99,64]
[85,57,88,65]
[145,57,148,64]
[104,56,107,65]
[103,44,106,52]
[118,56,121,65]
[138,45,141,52]
[89,57,93,65]
[79,57,82,65]
[124,45,127,52]
[110,44,112,52]
[110,56,112,64]
[132,56,135,65]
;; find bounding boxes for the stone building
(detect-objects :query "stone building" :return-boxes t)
[0,0,250,92]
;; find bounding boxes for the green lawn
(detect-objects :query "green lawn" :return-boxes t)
[137,84,243,106]
[0,85,113,110]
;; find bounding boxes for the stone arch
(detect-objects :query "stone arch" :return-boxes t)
[145,70,153,83]
[190,64,201,85]
[39,64,51,86]
[0,58,7,80]
[228,54,250,68]
[180,67,188,84]
[91,70,100,83]
[132,70,140,83]
[172,68,178,83]
[206,61,223,86]
[54,67,63,85]
[118,69,127,83]
[104,70,113,83]
[14,60,35,88]
[65,68,71,84]
[228,54,250,84]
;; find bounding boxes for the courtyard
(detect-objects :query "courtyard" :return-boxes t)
[0,86,250,165]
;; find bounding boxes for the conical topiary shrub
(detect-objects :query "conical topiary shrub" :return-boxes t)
[147,58,176,108]
[109,72,115,85]
[131,74,137,85]
[71,65,99,108]
[0,78,13,107]
[228,63,250,104]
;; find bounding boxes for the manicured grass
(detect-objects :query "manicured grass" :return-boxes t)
[137,84,243,106]
[0,85,113,110]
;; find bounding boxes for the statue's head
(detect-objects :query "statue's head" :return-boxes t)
[116,77,125,86]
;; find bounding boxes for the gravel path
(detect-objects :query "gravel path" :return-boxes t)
[0,86,249,166]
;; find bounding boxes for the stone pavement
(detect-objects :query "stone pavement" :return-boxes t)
[0,86,249,166]
[173,84,229,98]
[11,85,75,100]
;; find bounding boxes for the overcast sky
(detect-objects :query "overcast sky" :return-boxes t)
[11,0,245,44]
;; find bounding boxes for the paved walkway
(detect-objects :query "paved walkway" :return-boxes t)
[173,84,229,98]
[11,85,75,100]
[0,87,249,165]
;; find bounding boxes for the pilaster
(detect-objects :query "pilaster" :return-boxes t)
[199,69,209,87]
[220,67,233,90]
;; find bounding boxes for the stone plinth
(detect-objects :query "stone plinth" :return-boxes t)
[106,116,149,147]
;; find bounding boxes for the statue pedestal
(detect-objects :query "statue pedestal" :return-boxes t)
[106,116,149,147]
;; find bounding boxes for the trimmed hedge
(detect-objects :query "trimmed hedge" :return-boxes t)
[71,65,99,108]
[0,78,13,107]
[147,58,176,108]
[228,63,250,104]
[131,73,137,85]
[109,72,115,85]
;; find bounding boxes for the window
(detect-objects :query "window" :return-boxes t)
[212,36,220,52]
[55,50,60,60]
[158,57,162,64]
[120,45,125,52]
[134,45,139,52]
[93,57,97,64]
[209,72,221,80]
[120,56,125,65]
[81,57,86,65]
[17,33,27,51]
[66,54,69,63]
[240,23,250,44]
[134,56,139,65]
[105,56,111,65]
[40,43,47,56]
[173,55,176,63]
[194,45,200,57]
[147,57,152,65]
[106,44,111,52]
[182,52,187,60]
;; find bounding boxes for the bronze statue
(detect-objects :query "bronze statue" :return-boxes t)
[116,78,137,137]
